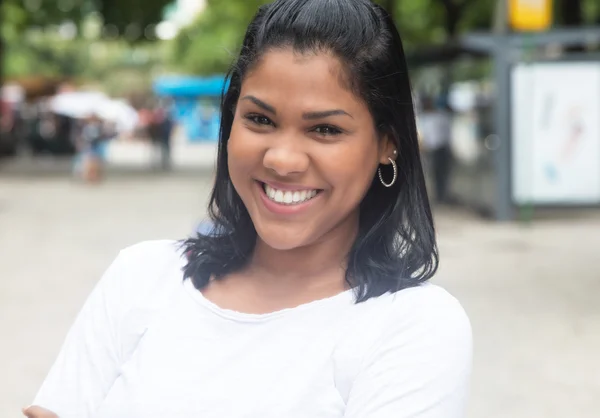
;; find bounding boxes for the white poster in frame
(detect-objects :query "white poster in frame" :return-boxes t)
[511,62,600,204]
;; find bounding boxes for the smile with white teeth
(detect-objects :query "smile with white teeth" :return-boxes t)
[263,183,319,205]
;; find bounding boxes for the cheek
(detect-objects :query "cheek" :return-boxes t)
[227,121,261,175]
[227,121,245,158]
[323,139,379,194]
[227,123,259,205]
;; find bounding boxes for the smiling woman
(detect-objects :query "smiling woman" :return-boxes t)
[26,1,472,417]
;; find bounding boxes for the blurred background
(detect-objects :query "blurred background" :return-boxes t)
[1,0,599,417]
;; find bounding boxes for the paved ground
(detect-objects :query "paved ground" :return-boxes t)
[1,172,599,417]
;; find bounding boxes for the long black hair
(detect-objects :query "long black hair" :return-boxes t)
[183,0,438,302]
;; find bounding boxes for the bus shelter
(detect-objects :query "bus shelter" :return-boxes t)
[413,27,600,221]
[462,26,600,220]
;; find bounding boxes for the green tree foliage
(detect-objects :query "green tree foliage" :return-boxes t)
[172,0,269,75]
[171,0,499,75]
[1,0,172,81]
[171,0,600,76]
[99,0,172,39]
[2,0,171,39]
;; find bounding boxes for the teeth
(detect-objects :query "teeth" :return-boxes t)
[275,190,284,202]
[264,184,319,205]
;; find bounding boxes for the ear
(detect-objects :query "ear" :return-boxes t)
[377,133,396,165]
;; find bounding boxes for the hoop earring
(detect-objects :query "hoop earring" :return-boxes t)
[378,157,397,187]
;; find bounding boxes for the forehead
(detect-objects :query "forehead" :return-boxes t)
[240,49,365,113]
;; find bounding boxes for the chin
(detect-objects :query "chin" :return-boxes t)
[254,222,315,251]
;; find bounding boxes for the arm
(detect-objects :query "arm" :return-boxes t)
[29,252,130,418]
[22,406,59,418]
[344,286,473,418]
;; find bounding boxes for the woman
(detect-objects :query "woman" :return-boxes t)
[25,1,472,417]
[74,114,106,183]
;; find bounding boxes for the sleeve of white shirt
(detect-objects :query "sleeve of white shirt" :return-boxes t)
[32,250,130,418]
[344,286,473,418]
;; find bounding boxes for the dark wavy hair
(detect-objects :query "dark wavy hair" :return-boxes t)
[182,0,438,302]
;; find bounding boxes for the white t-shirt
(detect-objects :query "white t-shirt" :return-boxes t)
[33,240,472,418]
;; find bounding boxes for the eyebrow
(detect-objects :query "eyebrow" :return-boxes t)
[241,95,353,120]
[302,109,352,120]
[241,95,276,114]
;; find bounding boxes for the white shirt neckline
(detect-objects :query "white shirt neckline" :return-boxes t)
[182,278,355,323]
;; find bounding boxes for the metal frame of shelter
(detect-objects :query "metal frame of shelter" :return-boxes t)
[459,27,600,221]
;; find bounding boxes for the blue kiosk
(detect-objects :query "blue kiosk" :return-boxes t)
[153,75,227,142]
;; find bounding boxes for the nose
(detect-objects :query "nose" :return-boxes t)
[263,145,310,177]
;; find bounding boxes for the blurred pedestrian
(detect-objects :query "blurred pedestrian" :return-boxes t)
[0,99,15,155]
[0,99,12,132]
[74,114,106,183]
[151,100,174,171]
[419,95,454,204]
[26,1,471,417]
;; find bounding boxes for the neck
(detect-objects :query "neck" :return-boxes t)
[246,215,359,294]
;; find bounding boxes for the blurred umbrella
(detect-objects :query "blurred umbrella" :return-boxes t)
[49,91,109,119]
[50,92,138,133]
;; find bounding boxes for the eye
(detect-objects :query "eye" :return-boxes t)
[244,114,274,126]
[313,125,342,136]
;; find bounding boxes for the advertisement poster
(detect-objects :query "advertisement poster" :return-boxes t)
[511,62,600,204]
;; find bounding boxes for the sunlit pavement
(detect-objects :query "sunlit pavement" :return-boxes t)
[1,173,599,417]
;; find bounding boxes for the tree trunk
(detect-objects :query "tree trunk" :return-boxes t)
[0,32,4,91]
[0,0,5,91]
[438,0,467,99]
[443,3,461,40]
[560,0,583,26]
[560,0,584,51]
[439,0,471,41]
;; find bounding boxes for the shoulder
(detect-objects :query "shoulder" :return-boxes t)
[351,284,470,334]
[92,240,188,347]
[387,283,469,326]
[103,240,187,301]
[116,238,186,275]
[117,239,184,266]
[334,284,472,410]
[337,284,471,372]
[339,285,472,416]
[379,284,472,351]
[370,284,472,378]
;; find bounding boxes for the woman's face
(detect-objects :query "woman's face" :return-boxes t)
[228,49,394,251]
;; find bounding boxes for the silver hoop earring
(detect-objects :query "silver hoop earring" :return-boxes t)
[378,157,397,187]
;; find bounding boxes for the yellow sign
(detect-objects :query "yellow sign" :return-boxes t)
[509,0,553,31]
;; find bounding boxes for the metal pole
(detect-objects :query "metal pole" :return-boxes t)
[493,41,514,221]
[492,0,514,221]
